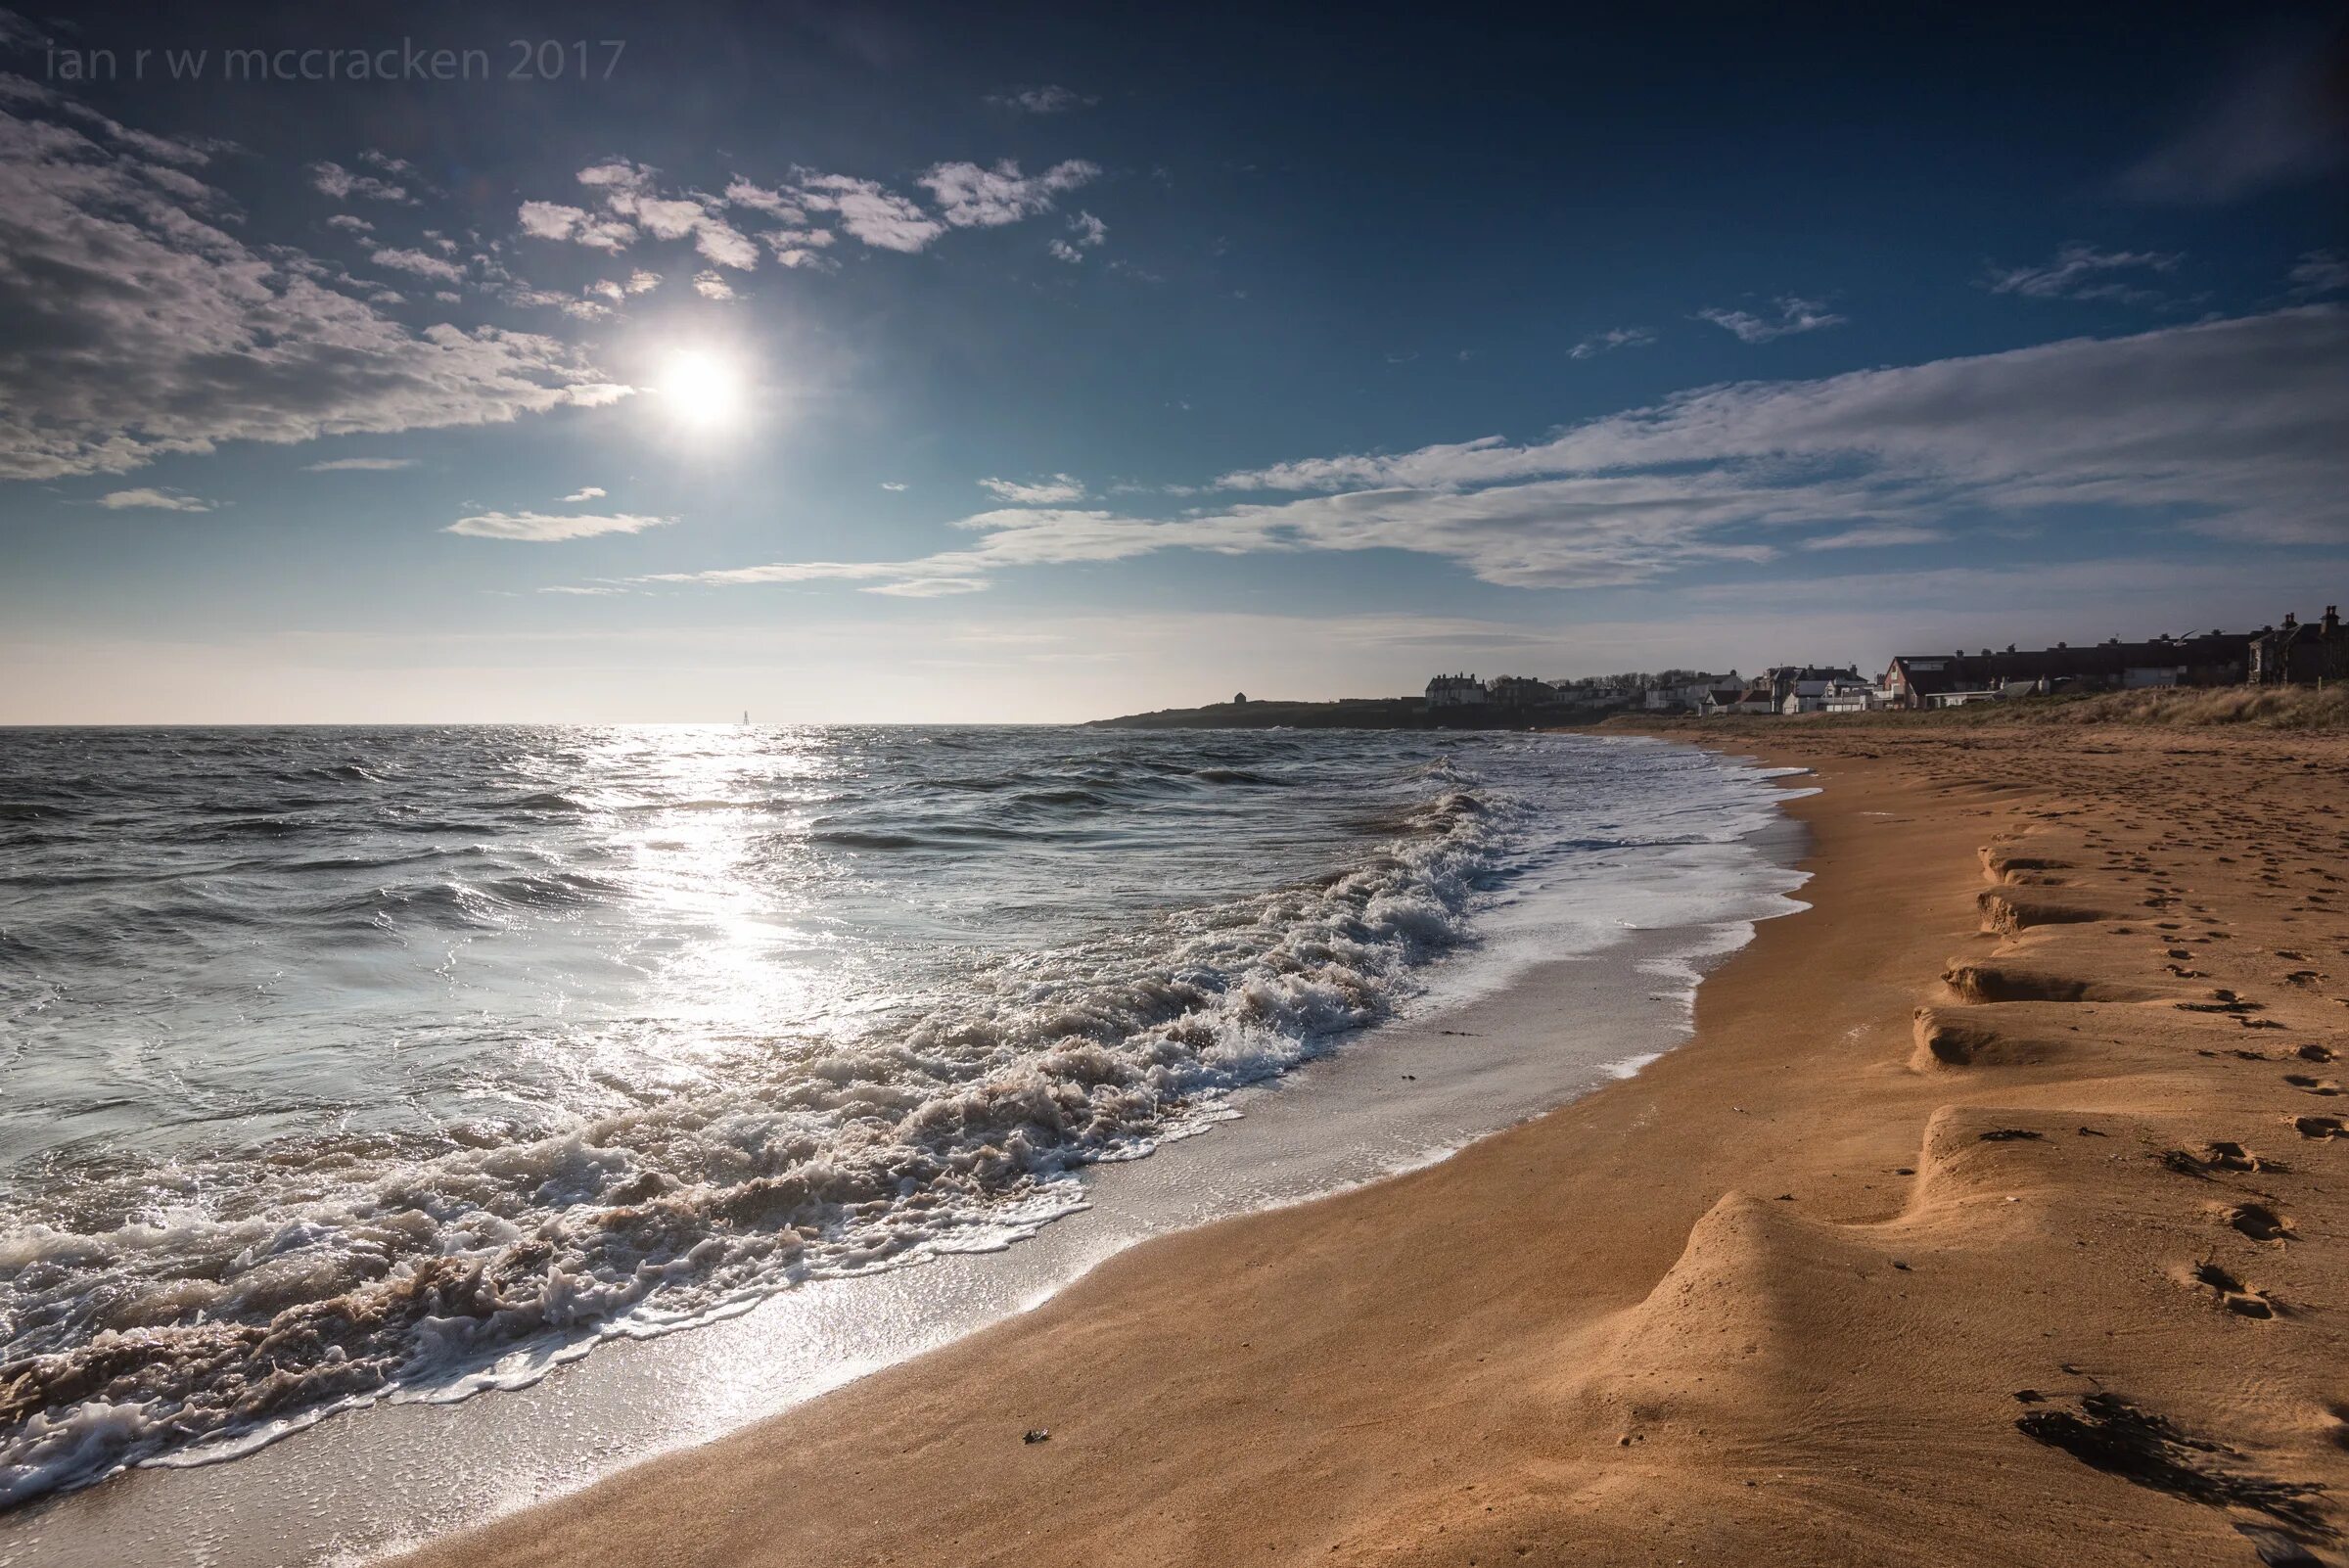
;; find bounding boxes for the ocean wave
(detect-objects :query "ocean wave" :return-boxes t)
[0,764,1518,1506]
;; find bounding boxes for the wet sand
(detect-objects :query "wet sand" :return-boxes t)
[401,722,2349,1568]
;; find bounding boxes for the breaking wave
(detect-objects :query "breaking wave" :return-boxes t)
[0,723,1782,1506]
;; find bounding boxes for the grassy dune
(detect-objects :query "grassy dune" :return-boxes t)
[1619,685,2349,733]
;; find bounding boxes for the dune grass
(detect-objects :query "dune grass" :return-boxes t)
[1613,685,2349,733]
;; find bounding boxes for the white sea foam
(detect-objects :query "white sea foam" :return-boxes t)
[0,725,1801,1507]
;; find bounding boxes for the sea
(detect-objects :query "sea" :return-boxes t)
[0,723,1804,1530]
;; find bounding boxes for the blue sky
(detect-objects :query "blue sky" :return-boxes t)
[2,2,2344,721]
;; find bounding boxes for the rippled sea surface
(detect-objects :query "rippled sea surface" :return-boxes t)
[0,724,1784,1505]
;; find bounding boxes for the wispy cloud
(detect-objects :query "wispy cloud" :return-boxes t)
[445,511,674,541]
[2120,27,2349,203]
[979,474,1086,504]
[1798,525,1946,551]
[643,307,2347,598]
[1695,296,1845,343]
[2288,250,2348,299]
[371,247,466,283]
[0,92,626,481]
[99,486,214,511]
[692,271,737,300]
[986,85,1096,115]
[1050,209,1109,262]
[304,457,416,472]
[1983,243,2182,303]
[790,172,943,253]
[1568,326,1654,359]
[562,485,606,502]
[864,576,990,597]
[307,160,411,204]
[920,160,1099,228]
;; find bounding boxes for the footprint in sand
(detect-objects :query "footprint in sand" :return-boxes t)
[2227,1204,2296,1244]
[2190,1261,2281,1318]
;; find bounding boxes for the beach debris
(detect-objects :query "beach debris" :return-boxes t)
[2234,1524,2326,1567]
[2017,1395,2331,1541]
[1979,1129,2043,1142]
[1024,1428,1051,1445]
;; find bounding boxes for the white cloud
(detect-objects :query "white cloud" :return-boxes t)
[1052,209,1108,260]
[0,99,628,481]
[1798,525,1946,550]
[881,482,908,490]
[307,161,409,203]
[691,217,758,269]
[371,246,465,283]
[763,228,837,269]
[2288,251,2348,299]
[98,486,213,511]
[445,510,673,541]
[563,485,607,501]
[611,191,710,240]
[576,160,650,192]
[985,85,1096,115]
[692,270,736,300]
[1983,243,2182,303]
[1569,326,1653,359]
[723,177,801,217]
[1695,296,1845,343]
[653,307,2347,598]
[792,172,943,253]
[325,213,374,234]
[978,474,1085,504]
[919,159,1099,228]
[863,576,990,597]
[518,200,589,241]
[304,457,415,472]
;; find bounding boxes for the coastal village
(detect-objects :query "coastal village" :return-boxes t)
[1426,604,2349,718]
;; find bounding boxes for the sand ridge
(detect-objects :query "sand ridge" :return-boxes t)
[398,725,2349,1568]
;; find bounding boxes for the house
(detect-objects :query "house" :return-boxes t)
[1425,673,1488,708]
[1819,677,1890,714]
[2249,608,2348,686]
[1643,672,1736,713]
[1882,631,2254,710]
[1486,675,1558,708]
[1763,665,1860,709]
[1775,675,1869,717]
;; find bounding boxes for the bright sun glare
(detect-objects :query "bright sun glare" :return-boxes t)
[657,349,745,431]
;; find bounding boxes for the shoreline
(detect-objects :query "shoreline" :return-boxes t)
[1,738,1808,1568]
[387,722,2349,1567]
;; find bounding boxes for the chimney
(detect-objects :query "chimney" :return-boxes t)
[2283,612,2298,629]
[2325,606,2341,635]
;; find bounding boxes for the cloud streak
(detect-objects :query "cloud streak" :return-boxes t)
[445,510,673,541]
[1983,243,2182,303]
[1695,296,1845,343]
[641,307,2347,597]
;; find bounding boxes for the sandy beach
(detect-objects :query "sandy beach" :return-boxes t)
[387,718,2349,1568]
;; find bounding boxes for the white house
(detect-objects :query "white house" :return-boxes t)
[1426,673,1487,708]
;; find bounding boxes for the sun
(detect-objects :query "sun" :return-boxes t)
[656,348,746,432]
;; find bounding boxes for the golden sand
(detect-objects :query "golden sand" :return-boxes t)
[401,724,2349,1567]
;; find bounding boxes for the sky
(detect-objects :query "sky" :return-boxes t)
[1,1,2344,723]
